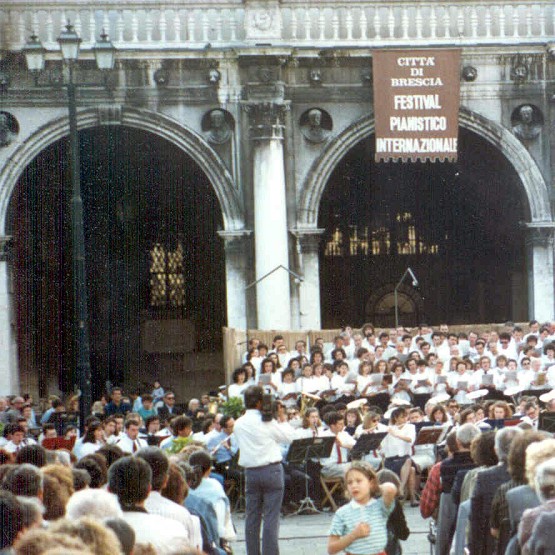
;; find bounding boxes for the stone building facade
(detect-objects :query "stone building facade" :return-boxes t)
[0,0,554,396]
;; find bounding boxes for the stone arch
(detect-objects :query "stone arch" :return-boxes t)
[298,106,551,227]
[0,106,244,234]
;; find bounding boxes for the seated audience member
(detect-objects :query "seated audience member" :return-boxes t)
[136,447,202,551]
[526,511,555,555]
[104,518,136,555]
[49,517,122,555]
[506,438,555,537]
[107,455,192,554]
[160,415,194,451]
[15,444,47,468]
[66,487,123,520]
[3,463,43,502]
[104,387,132,417]
[452,431,497,506]
[519,457,555,554]
[13,529,92,555]
[74,453,108,489]
[180,461,225,555]
[0,491,25,552]
[188,450,234,550]
[470,426,522,555]
[491,430,549,554]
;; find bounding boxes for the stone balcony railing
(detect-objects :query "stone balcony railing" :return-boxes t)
[1,0,553,55]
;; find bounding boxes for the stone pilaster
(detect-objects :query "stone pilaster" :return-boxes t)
[524,223,555,321]
[245,101,291,329]
[0,236,18,395]
[218,229,253,331]
[291,228,325,329]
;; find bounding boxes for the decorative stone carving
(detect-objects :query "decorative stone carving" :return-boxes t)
[202,109,233,145]
[245,2,281,41]
[153,68,169,86]
[461,66,477,82]
[511,104,542,141]
[511,61,528,82]
[300,108,332,144]
[0,112,18,147]
[244,102,289,141]
[208,69,221,84]
[309,68,322,85]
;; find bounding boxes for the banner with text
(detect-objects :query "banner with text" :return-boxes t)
[373,49,461,162]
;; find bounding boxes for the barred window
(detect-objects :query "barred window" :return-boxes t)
[149,242,185,307]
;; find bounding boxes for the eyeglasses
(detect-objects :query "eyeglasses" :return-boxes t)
[522,362,531,366]
[166,396,175,400]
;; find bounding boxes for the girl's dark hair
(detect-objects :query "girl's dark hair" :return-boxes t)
[178,461,203,490]
[344,461,379,498]
[389,407,407,424]
[188,450,212,474]
[82,421,102,444]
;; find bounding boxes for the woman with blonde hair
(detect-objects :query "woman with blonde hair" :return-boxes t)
[50,517,122,555]
[488,400,513,419]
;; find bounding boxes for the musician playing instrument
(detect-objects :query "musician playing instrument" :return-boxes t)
[320,411,356,479]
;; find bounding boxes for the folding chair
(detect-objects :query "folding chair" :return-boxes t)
[320,475,343,511]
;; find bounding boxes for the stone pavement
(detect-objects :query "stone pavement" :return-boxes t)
[230,504,431,555]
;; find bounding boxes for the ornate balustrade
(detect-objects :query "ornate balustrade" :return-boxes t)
[0,1,553,54]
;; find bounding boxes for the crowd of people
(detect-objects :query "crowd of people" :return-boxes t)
[0,320,554,555]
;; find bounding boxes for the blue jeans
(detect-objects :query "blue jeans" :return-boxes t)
[244,462,284,555]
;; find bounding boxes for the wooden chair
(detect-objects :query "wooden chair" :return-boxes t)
[320,475,343,511]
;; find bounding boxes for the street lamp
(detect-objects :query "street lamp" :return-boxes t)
[23,25,115,430]
[394,267,419,328]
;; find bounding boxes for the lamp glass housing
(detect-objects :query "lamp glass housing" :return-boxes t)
[23,34,46,72]
[57,24,82,62]
[93,32,116,70]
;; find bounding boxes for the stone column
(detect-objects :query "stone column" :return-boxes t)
[0,237,18,395]
[247,102,291,329]
[218,229,252,330]
[292,228,325,330]
[525,225,555,321]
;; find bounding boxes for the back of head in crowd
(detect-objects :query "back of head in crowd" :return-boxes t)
[135,447,169,491]
[2,463,43,498]
[108,456,152,508]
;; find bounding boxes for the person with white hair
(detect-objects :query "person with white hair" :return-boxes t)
[519,457,555,553]
[469,426,522,555]
[65,488,123,521]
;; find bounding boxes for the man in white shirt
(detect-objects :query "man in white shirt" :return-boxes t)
[137,447,202,551]
[233,385,295,555]
[107,455,192,554]
[320,411,355,478]
[116,419,148,454]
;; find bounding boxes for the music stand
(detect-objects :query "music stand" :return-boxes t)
[414,427,444,446]
[350,432,387,461]
[538,411,555,434]
[286,436,335,515]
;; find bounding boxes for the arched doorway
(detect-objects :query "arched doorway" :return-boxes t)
[7,126,225,397]
[318,127,529,328]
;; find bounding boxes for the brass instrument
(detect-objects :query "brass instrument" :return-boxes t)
[207,396,222,416]
[300,392,320,416]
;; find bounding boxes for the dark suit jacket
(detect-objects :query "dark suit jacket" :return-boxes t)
[470,463,510,555]
[157,405,177,423]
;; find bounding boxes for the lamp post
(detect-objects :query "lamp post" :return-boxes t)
[394,267,419,328]
[23,25,115,430]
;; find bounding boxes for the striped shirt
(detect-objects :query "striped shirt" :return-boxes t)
[329,497,392,554]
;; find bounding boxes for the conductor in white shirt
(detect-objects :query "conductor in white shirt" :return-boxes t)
[233,385,295,555]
